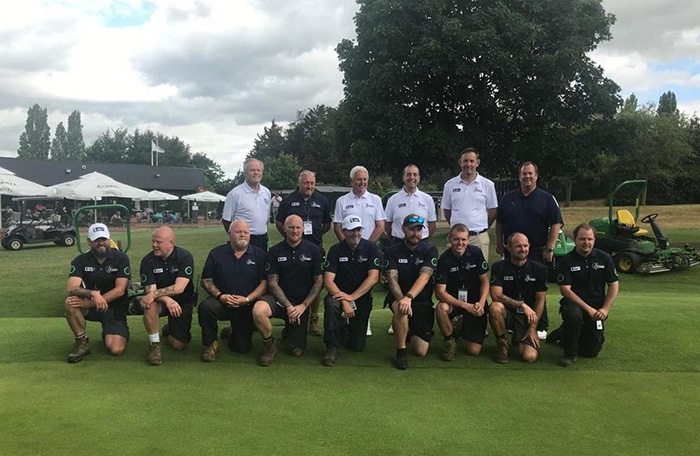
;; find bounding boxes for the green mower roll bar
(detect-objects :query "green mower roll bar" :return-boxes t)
[73,203,132,254]
[607,180,647,224]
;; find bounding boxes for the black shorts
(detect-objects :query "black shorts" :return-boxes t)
[85,306,129,340]
[391,300,435,343]
[449,305,488,344]
[158,303,194,344]
[265,297,310,351]
[505,309,538,349]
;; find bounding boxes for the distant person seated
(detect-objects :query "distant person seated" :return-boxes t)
[110,211,124,227]
[166,212,178,224]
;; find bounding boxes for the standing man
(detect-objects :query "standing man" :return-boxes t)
[441,147,498,260]
[252,215,323,366]
[222,157,271,251]
[435,224,490,361]
[385,164,437,243]
[275,170,332,336]
[322,215,381,366]
[64,223,130,363]
[139,226,196,365]
[198,220,269,362]
[386,214,439,370]
[496,161,563,338]
[489,233,548,364]
[554,223,619,367]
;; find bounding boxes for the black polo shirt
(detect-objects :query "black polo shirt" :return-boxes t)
[324,239,381,301]
[201,243,267,296]
[556,248,618,308]
[490,258,548,308]
[140,246,196,305]
[385,241,438,302]
[435,245,488,303]
[266,239,323,304]
[275,190,332,246]
[69,249,131,307]
[497,188,564,249]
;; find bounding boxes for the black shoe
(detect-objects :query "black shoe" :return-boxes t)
[220,325,232,340]
[546,326,564,344]
[559,356,576,367]
[322,345,338,367]
[394,349,408,370]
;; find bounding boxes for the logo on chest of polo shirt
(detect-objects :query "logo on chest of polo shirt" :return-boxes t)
[153,268,164,274]
[357,255,368,263]
[291,202,300,207]
[473,187,483,193]
[415,258,424,266]
[449,266,459,272]
[84,266,95,272]
[365,203,374,208]
[339,257,349,262]
[246,259,256,265]
[299,254,312,262]
[311,202,321,208]
[592,262,605,270]
[524,275,536,282]
[264,198,269,204]
[398,203,407,208]
[503,276,514,281]
[398,258,409,264]
[345,204,354,209]
[105,266,118,273]
[571,266,581,272]
[277,257,288,262]
[464,262,476,270]
[452,188,461,193]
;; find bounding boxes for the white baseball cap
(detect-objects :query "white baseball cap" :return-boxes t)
[342,215,363,231]
[87,223,111,241]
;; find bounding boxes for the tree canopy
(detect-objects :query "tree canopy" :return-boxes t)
[18,104,51,159]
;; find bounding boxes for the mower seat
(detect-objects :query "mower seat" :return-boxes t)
[616,210,648,236]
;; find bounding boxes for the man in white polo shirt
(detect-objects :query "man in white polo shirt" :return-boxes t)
[441,147,498,260]
[385,164,437,244]
[222,157,272,251]
[333,166,386,243]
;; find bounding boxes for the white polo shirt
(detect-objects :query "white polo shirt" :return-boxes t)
[385,188,437,239]
[222,181,271,235]
[441,173,498,232]
[333,190,386,240]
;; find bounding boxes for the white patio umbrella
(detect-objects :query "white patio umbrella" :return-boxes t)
[181,191,226,219]
[138,190,180,201]
[0,166,55,229]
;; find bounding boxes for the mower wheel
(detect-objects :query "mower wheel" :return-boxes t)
[615,252,641,273]
[6,236,24,251]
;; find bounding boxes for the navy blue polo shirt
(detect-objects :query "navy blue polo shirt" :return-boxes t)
[385,241,438,302]
[556,248,618,308]
[490,258,548,309]
[140,246,196,305]
[69,249,131,307]
[435,245,488,303]
[266,239,323,304]
[497,188,563,249]
[275,190,331,246]
[201,243,267,296]
[324,239,381,301]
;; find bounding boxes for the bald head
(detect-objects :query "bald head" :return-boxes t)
[284,214,304,246]
[151,226,176,258]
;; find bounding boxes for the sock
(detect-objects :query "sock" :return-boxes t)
[263,335,273,342]
[148,333,160,344]
[75,332,87,340]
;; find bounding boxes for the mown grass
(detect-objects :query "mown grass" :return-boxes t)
[1,214,699,455]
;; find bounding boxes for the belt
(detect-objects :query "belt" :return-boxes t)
[468,229,488,236]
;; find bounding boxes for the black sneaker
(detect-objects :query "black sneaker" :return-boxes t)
[394,348,409,370]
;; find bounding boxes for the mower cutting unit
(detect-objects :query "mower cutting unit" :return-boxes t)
[588,180,700,274]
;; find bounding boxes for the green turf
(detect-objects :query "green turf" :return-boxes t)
[1,224,699,455]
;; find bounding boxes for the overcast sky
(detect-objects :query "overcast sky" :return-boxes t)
[1,0,698,178]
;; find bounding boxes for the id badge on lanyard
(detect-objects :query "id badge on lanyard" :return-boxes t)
[458,289,469,303]
[303,220,313,235]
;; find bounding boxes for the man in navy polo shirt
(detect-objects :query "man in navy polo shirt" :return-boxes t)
[139,226,196,365]
[554,223,619,367]
[64,223,130,363]
[275,170,332,336]
[253,214,323,366]
[321,215,381,366]
[386,214,439,370]
[198,220,270,362]
[489,232,548,364]
[496,161,563,339]
[435,224,490,362]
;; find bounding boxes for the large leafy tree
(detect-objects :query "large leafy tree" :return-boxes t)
[248,120,286,160]
[50,122,68,161]
[18,104,51,159]
[66,110,86,160]
[336,0,621,177]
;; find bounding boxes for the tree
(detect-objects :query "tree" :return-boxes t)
[50,122,68,161]
[248,120,286,160]
[18,104,51,159]
[66,110,86,160]
[657,91,678,116]
[191,152,228,193]
[262,153,302,190]
[85,128,131,163]
[621,93,639,113]
[336,0,621,177]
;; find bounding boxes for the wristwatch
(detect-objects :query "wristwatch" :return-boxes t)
[545,247,554,252]
[405,293,414,300]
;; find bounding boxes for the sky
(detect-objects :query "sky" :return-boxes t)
[1,0,698,178]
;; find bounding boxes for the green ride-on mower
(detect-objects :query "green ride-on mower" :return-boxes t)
[588,180,700,274]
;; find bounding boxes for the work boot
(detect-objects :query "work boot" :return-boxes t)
[259,338,278,367]
[67,336,91,363]
[202,340,218,362]
[394,348,409,370]
[322,345,339,367]
[495,337,509,364]
[451,314,464,339]
[289,347,304,357]
[308,314,322,336]
[442,338,457,362]
[220,325,232,340]
[147,342,162,366]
